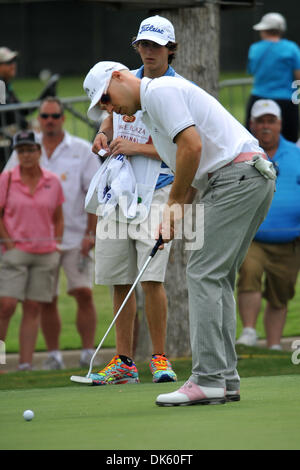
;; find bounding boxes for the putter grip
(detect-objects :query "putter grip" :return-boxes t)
[150,235,163,257]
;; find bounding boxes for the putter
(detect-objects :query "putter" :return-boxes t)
[70,235,163,384]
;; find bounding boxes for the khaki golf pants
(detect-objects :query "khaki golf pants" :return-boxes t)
[187,162,275,390]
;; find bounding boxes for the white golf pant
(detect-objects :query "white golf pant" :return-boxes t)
[186,162,275,390]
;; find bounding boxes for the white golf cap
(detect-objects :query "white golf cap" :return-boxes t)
[0,47,18,64]
[83,61,128,121]
[132,15,175,46]
[251,99,281,119]
[253,12,286,32]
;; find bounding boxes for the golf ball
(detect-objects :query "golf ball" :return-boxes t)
[23,409,34,421]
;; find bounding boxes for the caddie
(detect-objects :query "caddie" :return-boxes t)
[84,16,182,386]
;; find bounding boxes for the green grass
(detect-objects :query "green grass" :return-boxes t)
[0,374,299,450]
[13,75,85,101]
[1,346,299,450]
[0,345,299,391]
[4,272,300,354]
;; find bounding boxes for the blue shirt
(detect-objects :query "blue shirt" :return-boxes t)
[135,65,176,189]
[247,39,300,100]
[255,135,300,243]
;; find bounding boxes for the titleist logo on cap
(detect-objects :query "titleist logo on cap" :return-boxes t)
[140,24,164,35]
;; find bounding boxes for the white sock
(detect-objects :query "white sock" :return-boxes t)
[243,327,256,334]
[269,344,282,351]
[81,349,94,357]
[18,363,31,370]
[48,350,62,362]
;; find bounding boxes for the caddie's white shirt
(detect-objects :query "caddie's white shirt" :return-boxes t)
[113,110,155,187]
[140,76,263,190]
[5,131,100,250]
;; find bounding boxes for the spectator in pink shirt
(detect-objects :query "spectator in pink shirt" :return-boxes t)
[0,130,64,370]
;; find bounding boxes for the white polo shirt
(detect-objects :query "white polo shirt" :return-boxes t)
[140,76,262,190]
[5,131,101,250]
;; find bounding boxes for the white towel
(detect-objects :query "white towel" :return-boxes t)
[85,154,138,219]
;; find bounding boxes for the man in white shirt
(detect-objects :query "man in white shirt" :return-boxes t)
[84,61,276,405]
[85,16,179,386]
[5,97,101,368]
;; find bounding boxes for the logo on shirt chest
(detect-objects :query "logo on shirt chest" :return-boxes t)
[123,115,136,123]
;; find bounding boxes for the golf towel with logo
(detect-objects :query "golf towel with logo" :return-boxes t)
[85,154,138,219]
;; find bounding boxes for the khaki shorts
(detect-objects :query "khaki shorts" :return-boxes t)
[0,248,60,302]
[95,185,172,285]
[237,240,300,308]
[54,247,94,295]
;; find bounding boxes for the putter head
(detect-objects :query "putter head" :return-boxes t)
[70,375,93,384]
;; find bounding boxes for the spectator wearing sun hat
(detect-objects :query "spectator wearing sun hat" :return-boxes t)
[0,47,29,171]
[0,47,60,172]
[245,13,300,143]
[0,47,27,128]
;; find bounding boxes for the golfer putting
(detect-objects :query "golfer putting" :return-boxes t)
[84,61,276,406]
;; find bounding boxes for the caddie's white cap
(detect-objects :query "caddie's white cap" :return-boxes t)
[253,12,286,32]
[0,47,18,64]
[132,15,175,46]
[251,99,281,119]
[83,61,128,121]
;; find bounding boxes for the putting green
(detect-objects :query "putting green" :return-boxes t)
[0,374,299,450]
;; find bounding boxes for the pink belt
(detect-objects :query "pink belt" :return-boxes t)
[208,152,267,179]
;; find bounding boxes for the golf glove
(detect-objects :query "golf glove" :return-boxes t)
[248,154,277,180]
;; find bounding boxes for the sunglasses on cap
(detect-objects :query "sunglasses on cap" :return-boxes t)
[39,113,62,119]
[100,93,111,105]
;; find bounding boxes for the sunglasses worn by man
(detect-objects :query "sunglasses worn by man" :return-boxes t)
[100,94,111,105]
[39,113,62,120]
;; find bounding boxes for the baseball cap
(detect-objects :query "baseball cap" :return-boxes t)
[83,61,128,122]
[253,12,286,32]
[132,15,175,46]
[0,47,18,64]
[13,130,41,149]
[250,100,282,119]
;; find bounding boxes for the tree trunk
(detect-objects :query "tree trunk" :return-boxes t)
[135,4,220,361]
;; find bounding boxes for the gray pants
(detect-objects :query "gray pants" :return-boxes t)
[187,162,275,390]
